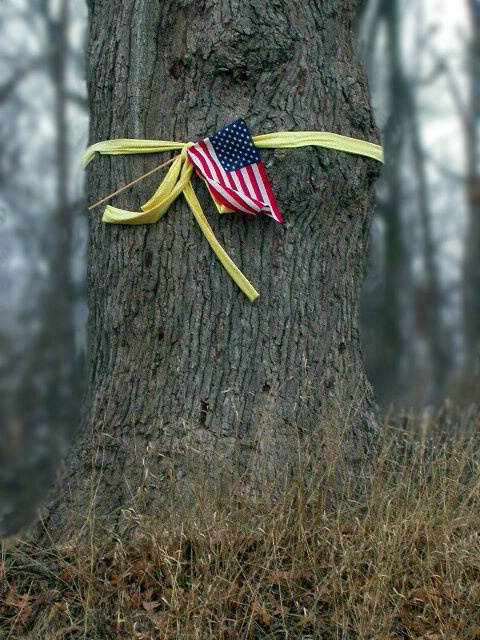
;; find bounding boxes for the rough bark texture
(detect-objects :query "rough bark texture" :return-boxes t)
[40,0,382,538]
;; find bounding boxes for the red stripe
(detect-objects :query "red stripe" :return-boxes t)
[208,173,258,214]
[222,185,259,214]
[188,150,235,210]
[197,141,221,181]
[238,170,265,211]
[192,142,222,182]
[210,174,259,214]
[188,147,213,180]
[207,182,239,211]
[235,169,261,207]
[257,162,283,223]
[207,180,256,217]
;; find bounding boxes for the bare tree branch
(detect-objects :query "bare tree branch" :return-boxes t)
[0,54,50,104]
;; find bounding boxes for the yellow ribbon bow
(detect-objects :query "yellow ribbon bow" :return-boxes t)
[84,131,383,302]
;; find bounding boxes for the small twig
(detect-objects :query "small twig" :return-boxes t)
[88,155,179,211]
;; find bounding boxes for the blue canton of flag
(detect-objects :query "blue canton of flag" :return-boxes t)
[210,120,261,171]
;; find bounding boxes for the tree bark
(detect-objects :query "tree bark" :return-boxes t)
[40,0,382,539]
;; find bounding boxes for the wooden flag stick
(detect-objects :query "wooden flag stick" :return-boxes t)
[88,155,179,211]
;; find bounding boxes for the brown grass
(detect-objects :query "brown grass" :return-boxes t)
[1,410,480,639]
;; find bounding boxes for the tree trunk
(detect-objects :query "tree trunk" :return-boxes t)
[40,0,382,540]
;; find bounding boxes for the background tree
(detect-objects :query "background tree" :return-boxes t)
[0,0,88,537]
[358,0,467,407]
[464,0,480,383]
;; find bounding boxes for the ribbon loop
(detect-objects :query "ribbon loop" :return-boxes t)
[84,131,383,301]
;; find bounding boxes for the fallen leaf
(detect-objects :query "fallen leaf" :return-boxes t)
[142,600,161,613]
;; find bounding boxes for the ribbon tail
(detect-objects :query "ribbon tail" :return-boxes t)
[183,181,259,302]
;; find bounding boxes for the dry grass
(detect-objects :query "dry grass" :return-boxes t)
[1,410,480,639]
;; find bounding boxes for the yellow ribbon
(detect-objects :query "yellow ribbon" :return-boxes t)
[84,132,383,302]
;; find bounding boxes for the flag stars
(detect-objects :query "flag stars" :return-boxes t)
[209,119,261,170]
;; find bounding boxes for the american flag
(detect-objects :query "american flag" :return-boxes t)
[187,119,283,223]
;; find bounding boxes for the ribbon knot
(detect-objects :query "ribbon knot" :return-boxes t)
[84,132,383,302]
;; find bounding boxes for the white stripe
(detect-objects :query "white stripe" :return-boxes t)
[203,176,257,214]
[229,171,244,194]
[251,163,270,210]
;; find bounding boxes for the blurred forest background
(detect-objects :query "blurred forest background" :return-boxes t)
[0,0,478,535]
